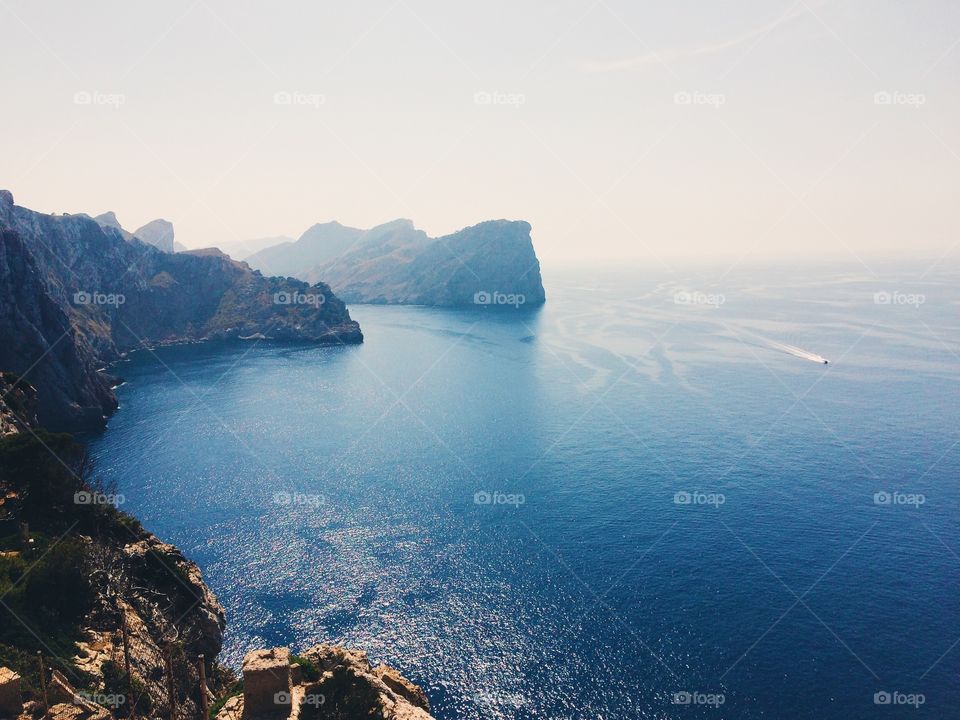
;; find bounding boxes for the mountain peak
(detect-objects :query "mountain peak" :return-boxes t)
[93,211,122,229]
[133,219,175,253]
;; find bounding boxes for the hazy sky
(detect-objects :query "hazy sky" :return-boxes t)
[2,0,958,266]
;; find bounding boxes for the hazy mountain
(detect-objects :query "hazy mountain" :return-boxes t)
[132,218,175,252]
[91,212,177,252]
[212,235,296,260]
[93,211,133,241]
[246,218,546,307]
[245,221,364,277]
[0,190,361,430]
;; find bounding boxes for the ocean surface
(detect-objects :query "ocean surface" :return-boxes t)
[88,261,960,719]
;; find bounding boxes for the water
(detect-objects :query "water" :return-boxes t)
[88,261,960,718]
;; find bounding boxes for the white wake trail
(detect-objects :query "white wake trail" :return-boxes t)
[766,339,830,365]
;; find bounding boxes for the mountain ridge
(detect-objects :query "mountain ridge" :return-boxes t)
[0,191,362,430]
[245,217,545,306]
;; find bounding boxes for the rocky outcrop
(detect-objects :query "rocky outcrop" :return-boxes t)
[92,212,133,242]
[0,191,362,430]
[244,218,546,307]
[217,646,434,720]
[0,416,230,720]
[132,219,175,253]
[0,373,39,436]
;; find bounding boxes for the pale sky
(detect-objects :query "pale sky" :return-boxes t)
[1,0,958,266]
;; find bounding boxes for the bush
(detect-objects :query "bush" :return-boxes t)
[290,654,321,682]
[25,539,95,622]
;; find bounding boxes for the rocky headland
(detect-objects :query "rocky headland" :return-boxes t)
[243,218,546,307]
[0,190,362,431]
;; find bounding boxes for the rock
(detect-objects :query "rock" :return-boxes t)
[0,667,22,719]
[218,646,435,720]
[0,373,39,436]
[241,648,291,716]
[0,190,14,208]
[92,212,133,242]
[0,197,362,430]
[245,218,546,307]
[132,219,175,253]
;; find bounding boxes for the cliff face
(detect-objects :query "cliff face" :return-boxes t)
[0,411,229,720]
[0,373,39,436]
[244,218,546,307]
[131,219,175,253]
[0,191,362,430]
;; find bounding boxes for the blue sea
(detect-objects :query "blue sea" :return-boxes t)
[88,261,960,719]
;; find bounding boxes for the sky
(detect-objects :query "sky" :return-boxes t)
[1,0,959,267]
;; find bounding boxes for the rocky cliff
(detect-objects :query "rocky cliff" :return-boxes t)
[0,191,362,430]
[0,393,229,720]
[244,218,546,307]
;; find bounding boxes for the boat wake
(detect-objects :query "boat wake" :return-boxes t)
[766,339,830,365]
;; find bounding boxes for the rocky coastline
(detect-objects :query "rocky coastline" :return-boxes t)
[0,190,362,431]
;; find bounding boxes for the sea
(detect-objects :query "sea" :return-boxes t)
[88,260,960,719]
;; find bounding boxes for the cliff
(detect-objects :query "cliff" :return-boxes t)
[244,218,546,307]
[0,388,228,720]
[0,191,362,430]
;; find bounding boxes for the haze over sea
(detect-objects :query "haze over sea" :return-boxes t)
[88,262,960,719]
